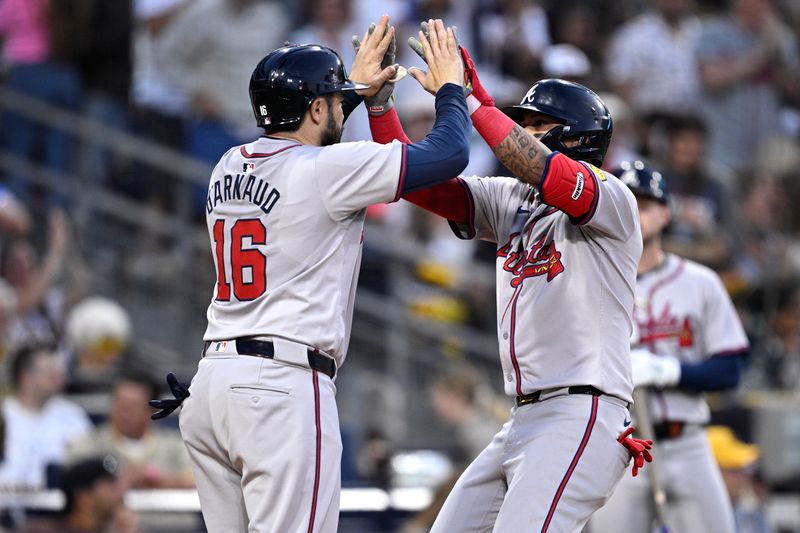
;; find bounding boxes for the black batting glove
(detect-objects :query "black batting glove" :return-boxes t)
[149,372,191,420]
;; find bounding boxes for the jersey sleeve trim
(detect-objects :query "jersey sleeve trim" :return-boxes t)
[570,162,601,225]
[241,144,301,158]
[392,143,407,203]
[446,177,477,240]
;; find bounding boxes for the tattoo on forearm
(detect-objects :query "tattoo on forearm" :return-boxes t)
[492,125,551,186]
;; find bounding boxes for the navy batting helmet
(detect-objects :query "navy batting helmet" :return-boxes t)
[502,79,612,166]
[613,160,669,204]
[249,44,368,130]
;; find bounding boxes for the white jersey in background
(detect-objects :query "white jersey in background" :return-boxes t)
[591,253,748,533]
[633,253,749,424]
[203,136,404,366]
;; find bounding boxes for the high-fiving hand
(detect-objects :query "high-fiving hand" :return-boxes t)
[349,15,402,98]
[407,19,464,95]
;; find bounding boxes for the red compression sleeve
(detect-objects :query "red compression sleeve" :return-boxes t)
[369,108,412,144]
[370,108,470,223]
[539,152,598,219]
[471,104,516,149]
[403,178,470,224]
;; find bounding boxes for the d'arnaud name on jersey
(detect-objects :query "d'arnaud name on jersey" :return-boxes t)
[206,173,281,215]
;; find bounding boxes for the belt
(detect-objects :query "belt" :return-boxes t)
[653,421,686,440]
[203,338,336,379]
[516,385,604,407]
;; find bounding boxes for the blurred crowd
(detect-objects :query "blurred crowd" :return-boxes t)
[0,0,799,531]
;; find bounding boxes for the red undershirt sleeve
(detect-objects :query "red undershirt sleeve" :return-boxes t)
[368,109,471,224]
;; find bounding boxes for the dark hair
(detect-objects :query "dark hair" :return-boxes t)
[61,456,119,514]
[116,371,158,400]
[10,344,58,388]
[668,114,708,138]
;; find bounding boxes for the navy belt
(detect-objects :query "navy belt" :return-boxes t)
[653,421,686,440]
[516,385,604,407]
[203,338,336,379]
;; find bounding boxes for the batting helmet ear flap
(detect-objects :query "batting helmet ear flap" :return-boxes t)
[539,125,610,167]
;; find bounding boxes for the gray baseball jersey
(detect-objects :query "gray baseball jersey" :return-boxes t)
[183,135,405,533]
[634,253,749,424]
[452,164,642,403]
[203,136,404,366]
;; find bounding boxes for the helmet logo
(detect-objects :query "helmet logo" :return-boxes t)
[522,86,537,104]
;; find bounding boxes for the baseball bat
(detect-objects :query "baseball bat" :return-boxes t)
[631,387,671,533]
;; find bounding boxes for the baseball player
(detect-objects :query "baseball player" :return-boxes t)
[367,36,652,531]
[590,162,749,533]
[150,17,471,533]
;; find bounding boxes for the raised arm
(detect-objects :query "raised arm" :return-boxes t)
[354,18,471,195]
[459,48,550,186]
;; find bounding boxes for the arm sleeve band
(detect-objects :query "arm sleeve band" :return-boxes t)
[678,352,745,391]
[471,104,516,149]
[368,107,412,144]
[342,91,364,123]
[538,152,598,218]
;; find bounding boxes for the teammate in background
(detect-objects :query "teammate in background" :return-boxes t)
[367,29,651,531]
[590,162,748,533]
[151,17,471,533]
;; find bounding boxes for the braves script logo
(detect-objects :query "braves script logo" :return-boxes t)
[497,234,565,287]
[637,304,695,347]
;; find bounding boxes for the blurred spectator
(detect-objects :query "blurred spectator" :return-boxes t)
[696,0,800,174]
[402,369,504,533]
[0,210,70,352]
[480,0,550,83]
[129,0,190,208]
[606,0,701,115]
[745,284,800,390]
[416,0,477,53]
[76,0,133,190]
[600,92,645,169]
[734,176,798,287]
[655,114,737,268]
[68,374,193,488]
[430,368,501,465]
[540,44,591,84]
[157,0,290,209]
[64,297,132,394]
[0,0,88,206]
[0,344,91,488]
[0,185,31,238]
[291,0,370,143]
[19,456,138,533]
[707,425,773,533]
[549,4,602,65]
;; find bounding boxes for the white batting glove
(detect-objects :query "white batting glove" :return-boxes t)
[630,349,681,388]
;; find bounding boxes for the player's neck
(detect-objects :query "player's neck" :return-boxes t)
[638,242,666,275]
[269,123,321,146]
[268,131,313,145]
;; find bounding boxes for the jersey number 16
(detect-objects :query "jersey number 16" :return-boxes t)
[212,218,267,301]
